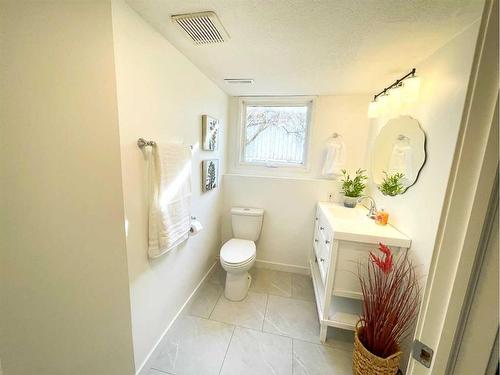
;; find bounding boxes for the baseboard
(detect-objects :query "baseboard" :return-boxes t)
[135,260,218,375]
[255,259,310,275]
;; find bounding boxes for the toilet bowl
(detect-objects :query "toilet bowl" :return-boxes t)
[220,207,264,301]
[220,239,256,301]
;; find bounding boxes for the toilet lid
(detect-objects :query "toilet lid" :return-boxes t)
[220,239,256,264]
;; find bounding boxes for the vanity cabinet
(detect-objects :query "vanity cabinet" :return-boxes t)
[310,202,411,342]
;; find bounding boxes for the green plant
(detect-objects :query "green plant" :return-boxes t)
[378,172,405,196]
[341,169,368,198]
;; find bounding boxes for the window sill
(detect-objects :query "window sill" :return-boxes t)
[223,172,339,183]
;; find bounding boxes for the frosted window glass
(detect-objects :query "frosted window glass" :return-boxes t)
[243,105,309,165]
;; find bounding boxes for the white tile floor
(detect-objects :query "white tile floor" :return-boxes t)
[146,265,354,375]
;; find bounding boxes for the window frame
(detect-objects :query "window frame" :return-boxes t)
[236,97,315,171]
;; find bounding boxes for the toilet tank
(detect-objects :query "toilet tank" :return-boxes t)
[231,207,264,241]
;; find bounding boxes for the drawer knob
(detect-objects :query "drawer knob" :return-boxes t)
[325,240,330,244]
[320,258,325,262]
[320,226,325,230]
[314,239,318,243]
[315,217,318,221]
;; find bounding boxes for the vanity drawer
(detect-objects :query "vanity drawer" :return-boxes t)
[318,211,333,244]
[312,208,332,283]
[317,231,331,283]
[312,210,321,256]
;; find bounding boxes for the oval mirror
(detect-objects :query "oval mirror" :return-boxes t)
[371,116,426,194]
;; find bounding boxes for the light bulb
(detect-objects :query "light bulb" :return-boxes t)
[368,100,378,118]
[402,76,421,103]
[378,94,390,117]
[388,85,402,115]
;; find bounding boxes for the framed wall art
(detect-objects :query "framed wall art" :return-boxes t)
[202,115,220,151]
[202,159,219,192]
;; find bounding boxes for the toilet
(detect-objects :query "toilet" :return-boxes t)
[220,207,264,301]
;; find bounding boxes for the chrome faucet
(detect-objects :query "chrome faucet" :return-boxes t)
[357,196,377,219]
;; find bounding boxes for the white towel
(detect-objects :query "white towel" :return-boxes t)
[388,143,413,183]
[322,139,346,177]
[148,142,192,258]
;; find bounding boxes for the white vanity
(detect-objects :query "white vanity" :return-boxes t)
[310,202,411,342]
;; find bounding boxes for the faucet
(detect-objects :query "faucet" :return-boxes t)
[357,196,377,219]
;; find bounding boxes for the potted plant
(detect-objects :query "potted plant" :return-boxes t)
[341,169,367,208]
[353,244,421,375]
[378,172,405,196]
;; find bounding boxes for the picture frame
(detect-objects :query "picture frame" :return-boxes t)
[202,115,220,151]
[202,159,219,192]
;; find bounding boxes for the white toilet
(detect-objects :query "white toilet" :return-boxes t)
[220,207,264,301]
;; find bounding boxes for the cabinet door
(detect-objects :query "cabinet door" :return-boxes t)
[333,242,401,299]
[317,211,333,283]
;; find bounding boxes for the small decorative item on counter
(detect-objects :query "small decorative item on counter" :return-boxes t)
[375,209,389,225]
[341,169,368,208]
[353,243,421,375]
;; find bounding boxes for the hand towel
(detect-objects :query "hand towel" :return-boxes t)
[388,142,413,183]
[322,139,346,177]
[148,142,192,258]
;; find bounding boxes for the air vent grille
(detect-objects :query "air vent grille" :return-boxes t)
[172,11,229,45]
[224,79,254,84]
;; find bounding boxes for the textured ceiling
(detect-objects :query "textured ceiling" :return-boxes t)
[126,0,484,96]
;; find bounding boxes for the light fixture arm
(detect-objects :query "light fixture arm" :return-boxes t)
[373,68,416,101]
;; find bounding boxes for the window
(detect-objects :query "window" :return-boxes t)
[239,99,313,168]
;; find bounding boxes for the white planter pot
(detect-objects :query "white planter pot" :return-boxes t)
[344,196,358,208]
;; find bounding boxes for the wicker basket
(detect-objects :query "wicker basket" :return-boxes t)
[352,324,402,375]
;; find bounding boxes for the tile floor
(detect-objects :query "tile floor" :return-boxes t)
[146,266,355,375]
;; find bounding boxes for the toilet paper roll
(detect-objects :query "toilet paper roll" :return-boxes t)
[189,220,203,236]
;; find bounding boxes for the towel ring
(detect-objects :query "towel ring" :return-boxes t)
[397,134,410,141]
[331,132,342,139]
[137,138,156,148]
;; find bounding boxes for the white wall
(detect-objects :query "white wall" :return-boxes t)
[111,0,229,370]
[0,2,135,375]
[227,95,371,179]
[223,95,370,269]
[365,21,481,372]
[365,21,480,275]
[223,21,480,273]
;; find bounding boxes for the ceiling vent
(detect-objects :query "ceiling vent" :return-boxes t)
[224,79,254,84]
[171,11,229,45]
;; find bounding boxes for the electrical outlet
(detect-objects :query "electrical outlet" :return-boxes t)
[328,192,335,201]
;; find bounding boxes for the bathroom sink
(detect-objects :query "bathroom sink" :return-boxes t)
[323,204,367,221]
[318,202,411,248]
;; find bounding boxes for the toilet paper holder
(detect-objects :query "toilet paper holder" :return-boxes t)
[189,216,203,235]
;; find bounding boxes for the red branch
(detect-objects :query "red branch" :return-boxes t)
[358,243,421,358]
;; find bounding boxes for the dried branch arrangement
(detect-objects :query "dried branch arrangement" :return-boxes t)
[358,243,421,358]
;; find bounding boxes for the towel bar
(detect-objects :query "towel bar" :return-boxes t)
[137,138,193,150]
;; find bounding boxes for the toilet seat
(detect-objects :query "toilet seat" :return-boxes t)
[220,239,256,265]
[221,254,256,270]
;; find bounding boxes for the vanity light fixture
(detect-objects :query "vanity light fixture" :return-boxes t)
[401,74,421,103]
[389,83,403,109]
[368,100,379,118]
[377,91,390,117]
[367,68,420,118]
